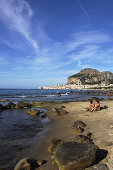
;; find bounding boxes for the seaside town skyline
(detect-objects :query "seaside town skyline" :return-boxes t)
[0,0,113,88]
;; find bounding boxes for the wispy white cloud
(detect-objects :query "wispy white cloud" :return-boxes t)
[77,0,90,22]
[0,0,39,50]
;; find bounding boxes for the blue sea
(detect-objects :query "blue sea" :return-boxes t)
[0,89,109,169]
[0,89,109,103]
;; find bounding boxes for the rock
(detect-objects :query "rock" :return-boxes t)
[52,108,60,115]
[73,120,86,128]
[73,135,93,144]
[86,163,109,170]
[26,109,40,116]
[71,125,84,135]
[67,68,113,87]
[48,139,63,154]
[86,132,92,139]
[59,110,68,115]
[16,101,32,109]
[57,93,61,97]
[53,141,98,170]
[88,97,98,101]
[5,102,16,109]
[14,158,44,170]
[0,104,4,111]
[52,108,68,116]
[41,114,47,118]
[14,158,31,170]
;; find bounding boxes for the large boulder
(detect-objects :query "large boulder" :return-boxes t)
[53,141,98,170]
[48,139,63,154]
[26,109,40,116]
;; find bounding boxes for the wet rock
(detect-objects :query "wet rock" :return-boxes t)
[14,158,45,170]
[73,135,93,144]
[26,109,40,116]
[57,93,61,97]
[5,102,16,109]
[86,163,109,170]
[41,114,47,118]
[14,158,30,170]
[16,101,32,109]
[53,141,98,170]
[0,104,4,111]
[48,139,64,154]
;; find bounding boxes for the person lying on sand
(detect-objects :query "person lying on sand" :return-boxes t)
[94,101,100,111]
[86,101,95,112]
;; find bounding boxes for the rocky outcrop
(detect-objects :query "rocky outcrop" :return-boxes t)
[67,68,113,86]
[26,109,40,116]
[52,141,98,170]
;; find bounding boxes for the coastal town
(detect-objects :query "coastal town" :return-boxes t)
[38,83,113,90]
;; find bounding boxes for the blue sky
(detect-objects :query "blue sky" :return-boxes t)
[0,0,113,88]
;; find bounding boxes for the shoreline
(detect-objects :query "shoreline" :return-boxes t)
[29,100,113,170]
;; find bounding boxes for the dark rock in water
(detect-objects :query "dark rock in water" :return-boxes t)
[86,163,109,170]
[48,139,63,154]
[16,101,32,109]
[73,135,93,144]
[0,104,4,111]
[5,102,16,109]
[14,158,45,170]
[73,120,86,128]
[53,141,98,170]
[57,93,61,97]
[41,114,47,118]
[14,158,30,170]
[26,109,40,116]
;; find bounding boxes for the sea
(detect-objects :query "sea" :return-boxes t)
[0,89,110,169]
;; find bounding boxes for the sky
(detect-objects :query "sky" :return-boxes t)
[0,0,113,88]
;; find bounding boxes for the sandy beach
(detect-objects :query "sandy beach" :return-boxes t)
[30,100,113,170]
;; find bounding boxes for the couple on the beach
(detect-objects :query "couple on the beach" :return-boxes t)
[86,100,100,112]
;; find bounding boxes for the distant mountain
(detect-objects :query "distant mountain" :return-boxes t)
[67,68,113,86]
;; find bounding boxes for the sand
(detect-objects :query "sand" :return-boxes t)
[33,100,113,170]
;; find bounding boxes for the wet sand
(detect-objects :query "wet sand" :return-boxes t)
[31,100,113,170]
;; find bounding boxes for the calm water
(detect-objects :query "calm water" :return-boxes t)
[0,89,109,103]
[0,89,109,169]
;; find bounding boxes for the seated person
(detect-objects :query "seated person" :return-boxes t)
[94,101,100,111]
[86,100,95,112]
